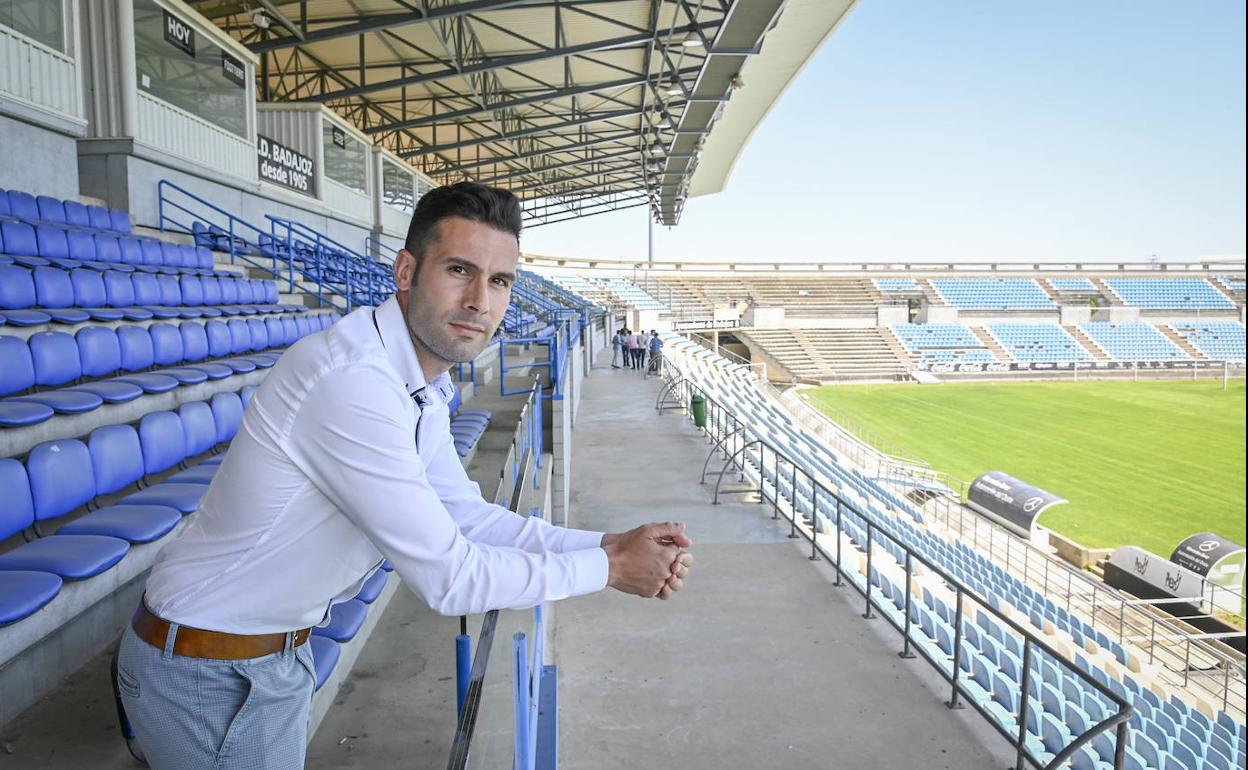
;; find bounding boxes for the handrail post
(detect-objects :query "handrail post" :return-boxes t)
[788,463,799,539]
[948,591,965,709]
[833,497,844,587]
[513,632,530,770]
[809,485,820,561]
[900,550,915,658]
[1014,639,1034,770]
[863,524,875,619]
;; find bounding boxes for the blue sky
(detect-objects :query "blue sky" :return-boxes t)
[521,1,1246,264]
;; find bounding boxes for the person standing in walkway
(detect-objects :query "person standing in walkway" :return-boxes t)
[610,327,623,368]
[647,330,663,374]
[631,329,645,369]
[116,182,694,770]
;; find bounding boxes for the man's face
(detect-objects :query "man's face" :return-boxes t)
[393,216,518,378]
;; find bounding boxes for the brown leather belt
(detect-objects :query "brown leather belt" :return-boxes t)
[131,603,311,660]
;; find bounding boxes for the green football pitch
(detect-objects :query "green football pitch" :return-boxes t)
[803,380,1246,556]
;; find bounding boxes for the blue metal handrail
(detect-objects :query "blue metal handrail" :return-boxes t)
[157,179,394,313]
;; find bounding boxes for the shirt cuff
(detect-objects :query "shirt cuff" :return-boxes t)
[557,527,608,553]
[565,546,610,596]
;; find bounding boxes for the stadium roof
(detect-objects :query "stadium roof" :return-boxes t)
[190,0,852,227]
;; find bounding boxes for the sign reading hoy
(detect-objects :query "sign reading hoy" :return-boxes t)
[163,10,195,57]
[257,135,317,197]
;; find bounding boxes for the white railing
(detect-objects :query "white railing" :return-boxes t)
[136,92,253,182]
[0,25,81,120]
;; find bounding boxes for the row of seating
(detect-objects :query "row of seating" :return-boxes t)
[1,264,290,326]
[874,278,921,293]
[987,323,1094,363]
[931,279,1056,310]
[1166,322,1245,361]
[0,393,252,624]
[1104,279,1235,310]
[0,187,133,237]
[1079,322,1187,361]
[1,219,215,275]
[1,313,335,427]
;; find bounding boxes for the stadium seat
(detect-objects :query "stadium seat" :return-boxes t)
[308,635,340,691]
[0,446,130,580]
[311,599,369,643]
[354,569,388,604]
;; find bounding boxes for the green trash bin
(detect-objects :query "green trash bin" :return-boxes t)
[690,393,707,428]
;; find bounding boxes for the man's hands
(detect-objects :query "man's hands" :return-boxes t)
[602,522,694,600]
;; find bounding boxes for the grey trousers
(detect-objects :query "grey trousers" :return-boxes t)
[117,623,316,769]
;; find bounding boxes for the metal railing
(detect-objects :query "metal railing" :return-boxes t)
[157,180,394,313]
[729,350,1247,715]
[659,355,1135,769]
[449,380,550,770]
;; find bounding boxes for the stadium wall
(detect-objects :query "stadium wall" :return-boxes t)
[0,113,81,200]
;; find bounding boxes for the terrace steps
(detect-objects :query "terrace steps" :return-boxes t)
[1156,324,1209,360]
[1063,325,1112,361]
[969,325,1011,361]
[916,277,946,305]
[802,328,912,381]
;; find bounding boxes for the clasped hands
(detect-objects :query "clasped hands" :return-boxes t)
[602,522,694,600]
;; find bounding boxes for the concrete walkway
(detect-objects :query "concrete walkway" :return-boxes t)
[551,355,1013,770]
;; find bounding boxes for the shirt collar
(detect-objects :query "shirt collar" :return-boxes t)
[373,296,455,406]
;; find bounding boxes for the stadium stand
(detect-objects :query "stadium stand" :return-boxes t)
[1166,322,1246,361]
[890,322,1000,366]
[874,278,922,293]
[1079,322,1189,361]
[1103,278,1235,310]
[662,335,1247,770]
[930,278,1057,310]
[986,323,1095,363]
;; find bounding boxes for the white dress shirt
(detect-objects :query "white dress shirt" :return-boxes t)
[145,297,609,634]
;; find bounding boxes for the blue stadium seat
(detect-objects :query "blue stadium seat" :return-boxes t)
[87,206,112,232]
[31,266,90,323]
[311,599,369,643]
[354,569,388,604]
[210,391,244,444]
[35,195,66,225]
[70,268,126,321]
[6,191,40,222]
[0,443,130,580]
[63,200,91,229]
[27,331,141,404]
[0,569,63,626]
[119,412,208,513]
[308,634,340,691]
[0,265,54,326]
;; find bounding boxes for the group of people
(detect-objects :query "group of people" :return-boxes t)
[612,328,662,371]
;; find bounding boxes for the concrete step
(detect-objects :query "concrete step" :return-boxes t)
[1064,325,1111,361]
[1156,324,1208,360]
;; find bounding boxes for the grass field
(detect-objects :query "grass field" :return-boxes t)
[804,380,1246,556]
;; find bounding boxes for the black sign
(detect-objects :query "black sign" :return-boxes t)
[221,52,246,88]
[257,134,317,196]
[331,126,347,149]
[966,471,1067,537]
[1171,533,1244,578]
[163,10,195,57]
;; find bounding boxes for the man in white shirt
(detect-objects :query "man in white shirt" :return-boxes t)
[116,182,693,769]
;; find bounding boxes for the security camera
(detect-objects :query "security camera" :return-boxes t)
[729,73,744,90]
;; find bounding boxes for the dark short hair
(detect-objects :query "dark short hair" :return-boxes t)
[404,182,523,268]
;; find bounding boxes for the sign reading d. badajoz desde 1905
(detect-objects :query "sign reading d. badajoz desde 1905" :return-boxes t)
[257,135,317,197]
